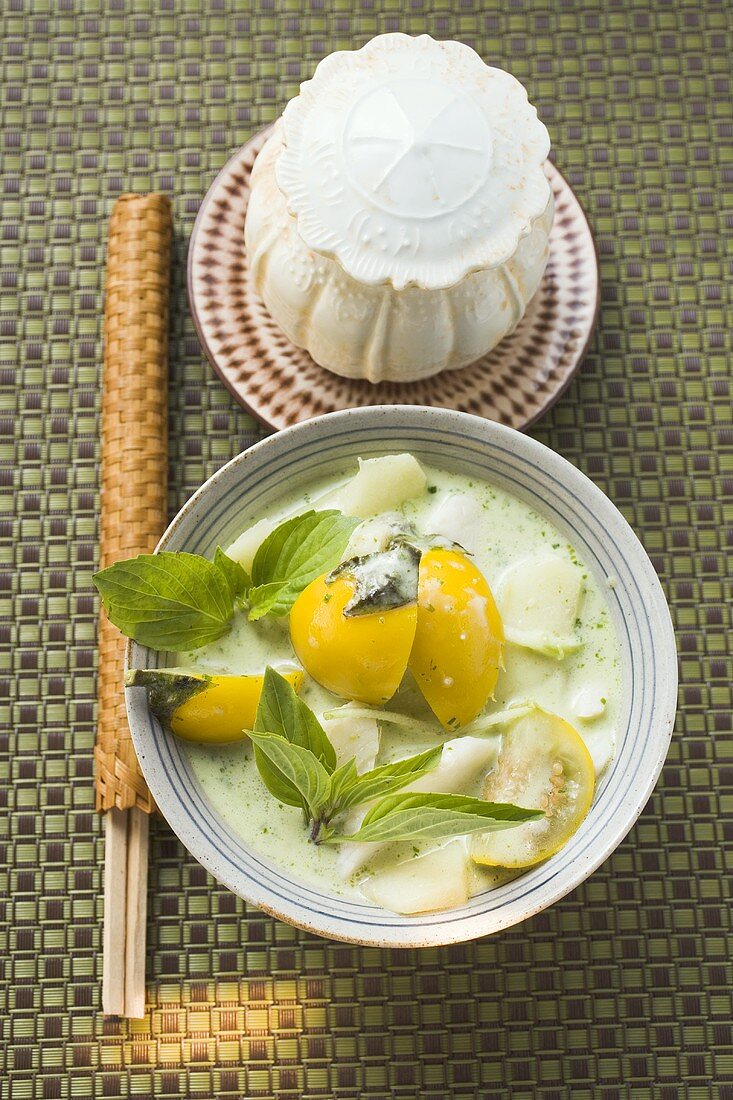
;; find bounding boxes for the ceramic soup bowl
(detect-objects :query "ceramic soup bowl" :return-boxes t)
[125,406,677,946]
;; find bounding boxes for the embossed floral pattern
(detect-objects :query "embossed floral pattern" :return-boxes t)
[276,34,551,291]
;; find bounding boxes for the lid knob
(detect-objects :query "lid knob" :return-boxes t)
[341,79,492,219]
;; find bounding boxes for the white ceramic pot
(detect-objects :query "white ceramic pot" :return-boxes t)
[244,34,553,383]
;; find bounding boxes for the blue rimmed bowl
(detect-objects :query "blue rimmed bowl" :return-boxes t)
[125,406,677,946]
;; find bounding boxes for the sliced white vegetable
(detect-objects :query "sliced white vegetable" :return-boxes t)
[572,686,607,721]
[360,841,469,914]
[336,735,501,880]
[324,703,530,739]
[323,706,435,736]
[325,454,427,518]
[499,555,584,635]
[321,702,380,772]
[336,809,381,879]
[497,555,585,659]
[463,703,535,735]
[425,491,484,557]
[225,517,277,572]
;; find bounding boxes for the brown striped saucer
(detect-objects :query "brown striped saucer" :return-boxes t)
[187,125,599,433]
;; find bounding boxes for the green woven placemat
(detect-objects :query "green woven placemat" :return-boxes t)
[1,1,731,1097]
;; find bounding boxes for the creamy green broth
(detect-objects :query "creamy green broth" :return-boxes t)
[179,460,622,903]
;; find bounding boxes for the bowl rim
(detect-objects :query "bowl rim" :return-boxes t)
[125,405,677,946]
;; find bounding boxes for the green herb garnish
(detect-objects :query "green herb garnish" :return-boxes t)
[247,510,360,621]
[250,670,542,846]
[249,730,333,823]
[253,666,336,771]
[213,546,250,600]
[93,549,245,652]
[330,746,443,813]
[334,792,541,844]
[93,509,359,651]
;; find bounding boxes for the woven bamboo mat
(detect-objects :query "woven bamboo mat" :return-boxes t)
[1,1,731,1097]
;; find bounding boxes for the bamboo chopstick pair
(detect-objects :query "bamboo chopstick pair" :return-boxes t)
[96,194,173,1018]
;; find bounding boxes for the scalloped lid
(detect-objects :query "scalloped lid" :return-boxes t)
[275,34,551,291]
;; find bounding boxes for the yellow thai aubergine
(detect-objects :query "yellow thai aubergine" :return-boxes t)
[125,668,303,743]
[408,548,504,730]
[289,571,417,705]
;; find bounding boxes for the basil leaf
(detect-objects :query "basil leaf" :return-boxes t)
[214,546,250,603]
[335,746,442,811]
[93,552,236,651]
[327,758,359,809]
[250,730,332,818]
[92,510,358,648]
[248,510,360,619]
[254,667,337,773]
[247,581,290,622]
[338,793,543,843]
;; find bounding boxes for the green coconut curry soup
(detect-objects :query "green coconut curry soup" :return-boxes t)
[147,453,622,914]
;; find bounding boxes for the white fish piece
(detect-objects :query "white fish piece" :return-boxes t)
[336,735,501,880]
[360,841,469,914]
[324,454,427,518]
[498,555,585,658]
[425,491,484,557]
[321,703,380,772]
[406,736,500,795]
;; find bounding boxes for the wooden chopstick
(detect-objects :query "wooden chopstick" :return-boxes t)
[124,807,150,1018]
[102,807,150,1017]
[96,193,173,1017]
[102,809,129,1015]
